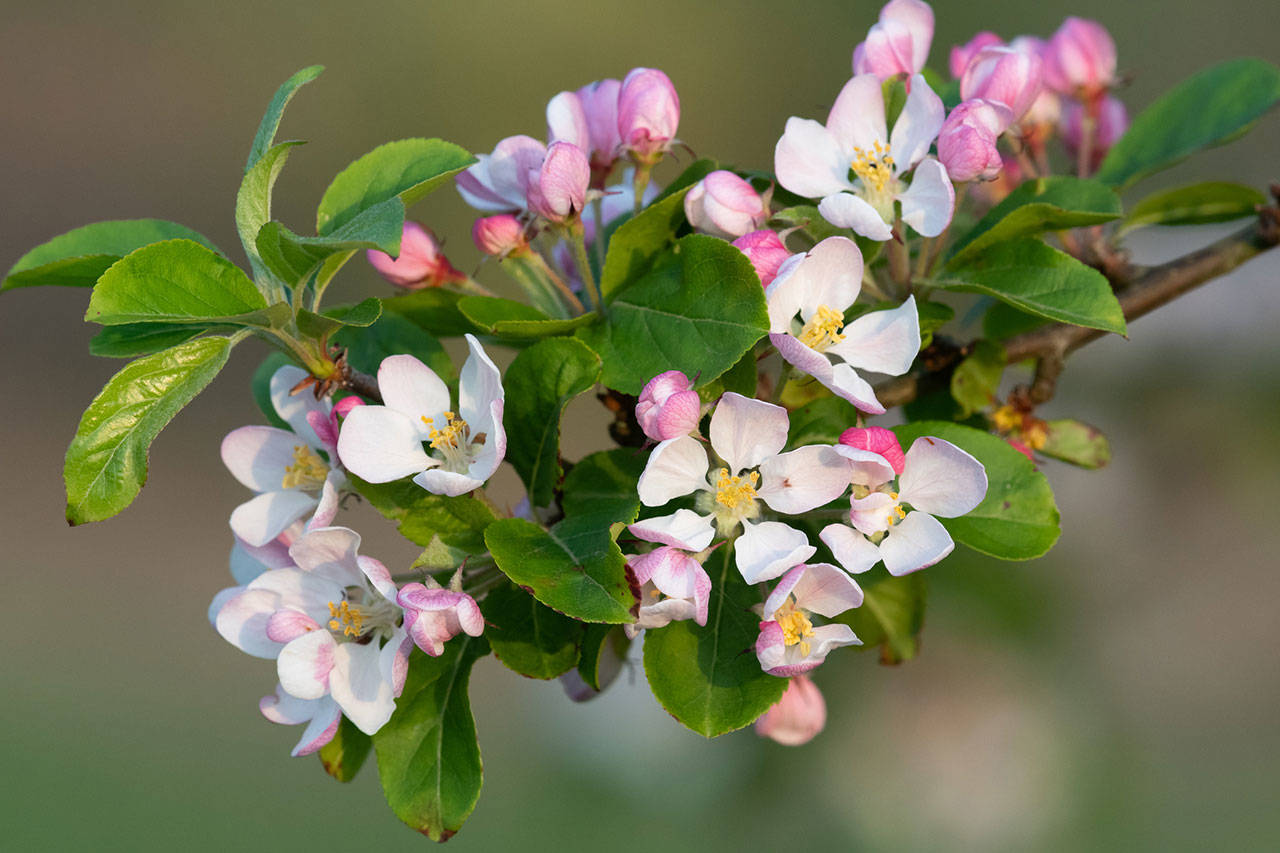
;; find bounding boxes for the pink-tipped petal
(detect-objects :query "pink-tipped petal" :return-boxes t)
[839,426,906,475]
[880,510,954,575]
[277,629,337,700]
[791,562,864,616]
[709,392,789,474]
[628,509,716,551]
[755,675,827,745]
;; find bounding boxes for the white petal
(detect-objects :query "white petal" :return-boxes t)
[898,158,955,238]
[774,117,855,199]
[764,236,862,332]
[291,697,342,757]
[817,193,894,241]
[791,561,864,616]
[214,588,283,658]
[758,445,854,515]
[628,509,716,551]
[771,332,885,414]
[358,555,400,604]
[898,436,988,516]
[306,470,342,531]
[336,405,434,484]
[830,445,896,487]
[458,334,505,429]
[270,365,329,449]
[377,354,451,426]
[647,548,703,601]
[547,90,589,149]
[736,520,816,584]
[709,392,789,473]
[221,426,304,493]
[826,74,888,155]
[827,295,920,376]
[820,524,884,574]
[277,630,336,700]
[259,683,321,725]
[247,566,345,612]
[230,490,319,548]
[637,436,709,506]
[208,585,243,627]
[889,75,945,171]
[330,641,398,736]
[287,526,364,587]
[880,511,954,575]
[849,491,897,535]
[414,468,485,497]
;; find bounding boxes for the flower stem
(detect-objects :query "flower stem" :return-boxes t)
[456,276,498,298]
[632,165,652,216]
[570,224,605,316]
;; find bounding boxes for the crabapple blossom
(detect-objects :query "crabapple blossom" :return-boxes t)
[259,684,343,757]
[1043,16,1117,98]
[526,141,591,223]
[366,221,464,289]
[623,508,716,637]
[960,45,1043,123]
[635,370,702,442]
[337,334,506,497]
[755,676,827,746]
[547,78,622,185]
[821,434,988,577]
[852,0,935,80]
[732,230,791,287]
[937,99,1008,182]
[950,30,1003,78]
[617,67,680,165]
[397,574,484,657]
[683,170,768,240]
[774,73,954,241]
[765,236,920,414]
[756,562,862,676]
[455,135,546,213]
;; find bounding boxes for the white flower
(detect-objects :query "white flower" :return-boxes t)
[774,73,954,241]
[821,435,988,576]
[755,562,863,676]
[766,236,920,414]
[623,509,716,638]
[636,393,854,584]
[337,334,506,497]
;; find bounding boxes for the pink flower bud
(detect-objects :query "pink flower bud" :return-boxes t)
[471,214,528,257]
[548,79,624,186]
[853,0,935,80]
[397,584,485,657]
[960,46,1043,123]
[1061,95,1129,170]
[636,370,701,441]
[937,99,1008,183]
[684,171,767,240]
[617,67,680,164]
[839,426,906,474]
[366,222,464,290]
[949,30,1003,79]
[1043,17,1117,98]
[754,676,827,746]
[526,141,591,223]
[732,230,791,287]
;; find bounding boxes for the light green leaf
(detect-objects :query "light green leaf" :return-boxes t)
[560,448,646,524]
[578,234,769,394]
[481,582,583,680]
[236,141,305,285]
[374,638,487,842]
[769,205,844,244]
[1121,181,1266,233]
[1096,58,1280,188]
[3,220,219,292]
[65,336,234,524]
[835,569,926,664]
[642,546,786,737]
[950,340,1005,418]
[255,196,406,287]
[599,186,691,299]
[982,300,1047,341]
[893,421,1061,560]
[296,297,383,340]
[245,65,323,171]
[503,338,602,508]
[316,138,474,235]
[1039,419,1111,469]
[318,716,372,783]
[931,238,1126,335]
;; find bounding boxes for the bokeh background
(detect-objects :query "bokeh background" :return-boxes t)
[2,0,1278,849]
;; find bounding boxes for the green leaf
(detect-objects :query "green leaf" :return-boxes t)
[85,240,274,326]
[65,336,234,524]
[946,177,1122,266]
[560,448,646,524]
[316,138,475,235]
[481,582,583,680]
[1096,58,1280,188]
[318,716,372,783]
[950,340,1005,418]
[982,300,1047,341]
[599,186,691,299]
[576,624,629,693]
[786,396,859,448]
[1039,419,1111,469]
[382,288,479,338]
[352,475,496,560]
[485,515,636,624]
[932,238,1126,335]
[255,196,406,287]
[88,323,207,358]
[893,421,1060,560]
[246,65,323,171]
[769,205,844,244]
[1121,181,1266,233]
[642,546,786,737]
[251,351,295,430]
[917,299,955,348]
[237,141,305,285]
[834,569,926,664]
[579,235,769,394]
[457,295,596,341]
[503,338,602,508]
[374,638,487,842]
[332,309,452,381]
[3,220,219,292]
[295,297,383,340]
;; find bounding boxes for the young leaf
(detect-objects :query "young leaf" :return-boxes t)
[295,297,383,340]
[481,582,584,680]
[245,65,323,171]
[931,238,1126,335]
[834,569,927,664]
[598,186,691,299]
[485,515,637,624]
[946,177,1122,265]
[254,196,406,287]
[382,288,481,338]
[950,340,1006,418]
[1096,58,1280,189]
[65,336,235,524]
[1039,419,1111,469]
[373,638,487,842]
[642,546,787,737]
[332,309,452,382]
[3,220,219,292]
[88,323,207,358]
[503,338,602,508]
[236,141,305,285]
[318,716,372,783]
[1121,182,1266,233]
[457,295,596,341]
[893,421,1060,560]
[578,234,769,394]
[316,138,474,235]
[561,449,647,524]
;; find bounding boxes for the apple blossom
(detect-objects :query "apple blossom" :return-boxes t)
[756,562,862,676]
[755,675,827,746]
[259,684,343,757]
[839,426,906,474]
[456,134,546,213]
[950,30,1002,78]
[1061,94,1129,168]
[366,221,464,289]
[937,99,1008,183]
[732,230,791,287]
[852,0,935,80]
[635,370,702,442]
[1043,16,1117,98]
[960,45,1043,123]
[472,214,529,257]
[821,434,988,577]
[397,574,484,657]
[547,78,622,185]
[526,141,591,224]
[766,236,921,414]
[337,334,506,497]
[617,67,680,165]
[683,170,767,240]
[625,545,712,638]
[774,73,954,241]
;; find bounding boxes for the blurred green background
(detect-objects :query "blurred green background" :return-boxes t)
[2,0,1278,849]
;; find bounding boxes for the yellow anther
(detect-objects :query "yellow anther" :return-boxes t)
[281,444,328,490]
[797,305,847,352]
[715,468,759,511]
[886,503,907,526]
[327,600,365,639]
[777,600,815,656]
[421,412,470,452]
[851,140,896,195]
[991,404,1021,434]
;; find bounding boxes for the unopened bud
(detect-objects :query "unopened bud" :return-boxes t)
[471,214,528,257]
[617,67,680,165]
[950,31,1003,79]
[732,230,791,287]
[1043,16,1117,98]
[852,0,935,80]
[937,99,1007,183]
[684,171,768,240]
[526,141,591,224]
[839,425,906,474]
[366,222,464,289]
[754,676,827,746]
[960,46,1043,123]
[636,370,701,441]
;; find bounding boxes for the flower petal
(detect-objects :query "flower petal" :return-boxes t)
[230,490,319,548]
[291,697,342,757]
[826,74,888,155]
[336,405,434,484]
[265,608,321,644]
[287,526,364,587]
[764,236,862,331]
[820,523,884,574]
[215,588,284,658]
[791,561,864,616]
[898,436,988,516]
[736,520,816,584]
[758,445,855,515]
[628,508,716,551]
[827,295,921,376]
[277,629,336,700]
[378,354,451,426]
[898,157,955,238]
[413,468,485,497]
[329,641,398,735]
[771,332,885,414]
[221,426,304,493]
[774,117,854,199]
[889,75,946,171]
[709,392,789,474]
[880,510,954,575]
[817,193,894,241]
[637,435,709,506]
[358,555,399,604]
[259,683,321,725]
[829,445,896,487]
[270,365,329,449]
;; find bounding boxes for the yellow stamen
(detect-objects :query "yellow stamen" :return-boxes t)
[281,444,328,490]
[777,601,815,658]
[1023,420,1049,450]
[851,140,896,195]
[715,468,759,511]
[886,503,907,526]
[991,404,1021,434]
[420,411,470,452]
[797,305,847,352]
[326,600,364,638]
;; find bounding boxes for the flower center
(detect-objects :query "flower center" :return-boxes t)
[884,491,907,527]
[851,141,896,196]
[281,444,328,490]
[798,305,846,352]
[421,411,486,471]
[327,600,365,638]
[776,599,815,657]
[715,468,759,511]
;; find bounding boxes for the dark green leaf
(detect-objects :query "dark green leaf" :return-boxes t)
[88,323,207,358]
[786,396,860,448]
[481,582,583,680]
[65,336,234,524]
[982,300,1047,341]
[1096,58,1280,188]
[382,288,480,338]
[893,421,1060,560]
[3,220,219,291]
[950,340,1005,418]
[316,138,474,235]
[579,235,769,394]
[642,546,786,737]
[599,186,691,299]
[917,299,955,348]
[485,515,637,624]
[295,297,383,340]
[374,638,487,842]
[576,624,629,693]
[1121,181,1266,232]
[318,716,372,783]
[1039,419,1111,469]
[560,448,646,524]
[457,295,596,341]
[237,141,305,284]
[333,309,452,381]
[834,569,926,664]
[769,205,844,245]
[352,474,496,560]
[246,65,323,171]
[255,196,406,287]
